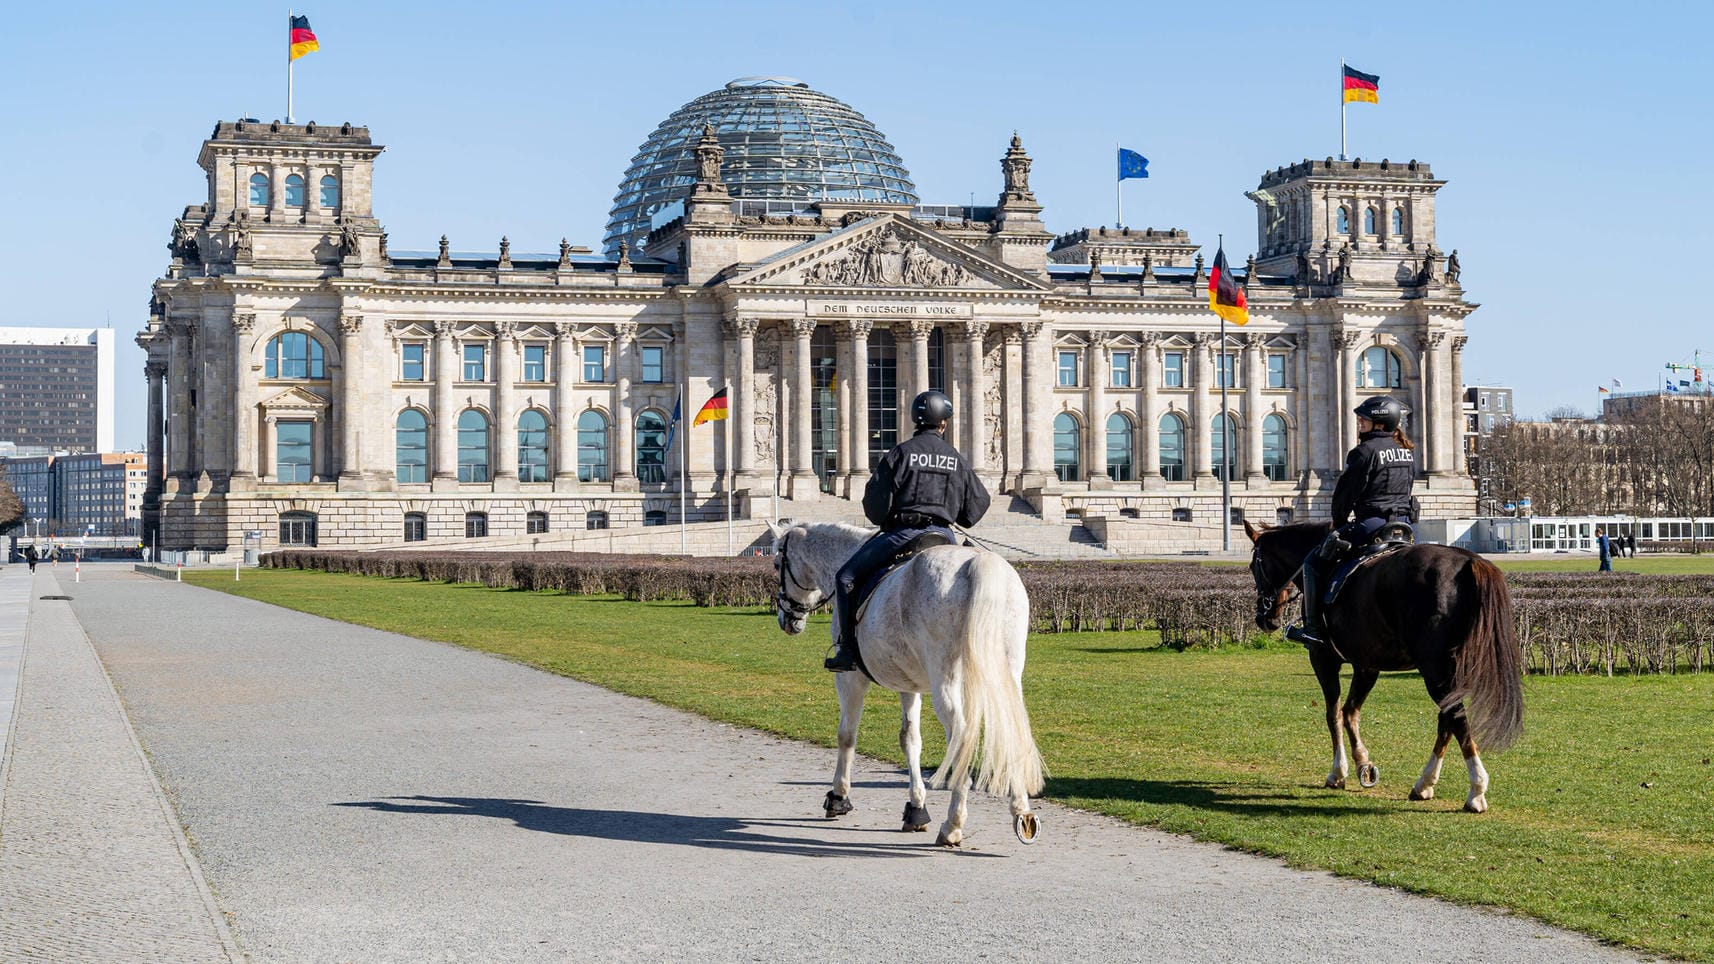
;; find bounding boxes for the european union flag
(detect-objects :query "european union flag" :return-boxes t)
[663,394,683,453]
[1118,148,1149,181]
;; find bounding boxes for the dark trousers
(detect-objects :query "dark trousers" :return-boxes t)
[1301,517,1393,632]
[834,527,929,650]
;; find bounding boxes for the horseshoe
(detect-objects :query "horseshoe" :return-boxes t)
[823,791,854,818]
[1358,763,1380,788]
[1014,812,1039,845]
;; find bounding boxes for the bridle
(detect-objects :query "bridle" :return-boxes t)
[774,530,826,621]
[1248,540,1304,626]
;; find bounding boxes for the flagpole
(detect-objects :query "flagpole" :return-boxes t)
[287,10,294,124]
[677,390,687,556]
[1115,141,1123,228]
[1339,59,1347,161]
[1219,233,1231,555]
[724,379,734,556]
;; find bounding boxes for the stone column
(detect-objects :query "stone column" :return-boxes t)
[789,319,818,499]
[613,322,637,489]
[167,321,194,482]
[145,361,167,498]
[846,320,872,482]
[553,324,578,488]
[1243,332,1266,483]
[1191,333,1213,483]
[1139,333,1162,487]
[1003,328,1024,488]
[908,320,933,412]
[1333,326,1358,457]
[1449,336,1469,475]
[432,320,458,485]
[1086,330,1109,487]
[230,314,257,482]
[337,312,364,482]
[961,321,988,472]
[1019,321,1050,487]
[267,162,286,222]
[725,318,760,486]
[493,321,519,486]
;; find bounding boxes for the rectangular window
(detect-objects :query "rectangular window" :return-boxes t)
[523,345,546,382]
[275,421,312,482]
[583,345,607,383]
[462,344,486,381]
[1480,394,1489,409]
[641,345,664,383]
[1057,350,1079,387]
[1216,352,1238,389]
[1110,351,1132,388]
[1266,354,1286,389]
[1163,351,1184,388]
[401,343,425,382]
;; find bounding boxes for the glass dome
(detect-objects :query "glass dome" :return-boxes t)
[603,77,918,256]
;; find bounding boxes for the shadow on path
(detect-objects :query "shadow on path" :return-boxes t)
[333,795,1001,859]
[1046,777,1422,819]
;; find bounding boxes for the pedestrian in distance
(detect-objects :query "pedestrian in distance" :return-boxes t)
[1596,527,1613,572]
[1625,531,1637,558]
[23,544,37,574]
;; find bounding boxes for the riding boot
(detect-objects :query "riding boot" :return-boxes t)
[1285,553,1329,646]
[824,590,859,673]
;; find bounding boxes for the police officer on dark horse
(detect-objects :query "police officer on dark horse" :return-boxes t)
[1246,395,1524,812]
[825,389,990,673]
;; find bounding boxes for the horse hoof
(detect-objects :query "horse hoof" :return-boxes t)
[1464,796,1489,814]
[901,802,932,831]
[1358,763,1380,788]
[935,833,962,848]
[823,791,854,818]
[1325,777,1346,790]
[1409,786,1435,801]
[1014,812,1039,845]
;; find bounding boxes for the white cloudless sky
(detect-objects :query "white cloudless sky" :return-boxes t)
[2,0,1709,447]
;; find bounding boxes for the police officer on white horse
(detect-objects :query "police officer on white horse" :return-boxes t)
[1286,394,1418,646]
[825,390,991,672]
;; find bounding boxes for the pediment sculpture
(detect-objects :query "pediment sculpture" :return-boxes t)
[802,229,971,288]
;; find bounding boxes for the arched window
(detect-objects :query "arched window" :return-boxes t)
[464,512,488,538]
[319,175,339,208]
[284,174,305,207]
[265,331,326,379]
[585,510,610,530]
[278,511,316,546]
[1159,413,1186,482]
[1053,413,1081,482]
[1105,412,1133,482]
[1363,207,1377,234]
[249,172,270,206]
[403,512,427,542]
[577,410,609,483]
[1211,413,1237,481]
[635,410,667,484]
[1355,346,1403,389]
[1262,414,1289,482]
[395,409,429,483]
[1336,206,1350,234]
[1391,207,1405,236]
[526,511,549,534]
[517,410,550,483]
[457,409,490,483]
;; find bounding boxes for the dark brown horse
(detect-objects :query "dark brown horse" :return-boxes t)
[1244,521,1524,812]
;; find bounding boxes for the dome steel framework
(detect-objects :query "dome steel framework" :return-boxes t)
[603,77,918,257]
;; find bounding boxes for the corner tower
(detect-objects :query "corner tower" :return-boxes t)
[1250,157,1450,288]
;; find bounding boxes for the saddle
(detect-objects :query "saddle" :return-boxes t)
[852,528,959,625]
[1323,522,1415,608]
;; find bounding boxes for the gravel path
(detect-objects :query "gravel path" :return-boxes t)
[56,567,1642,963]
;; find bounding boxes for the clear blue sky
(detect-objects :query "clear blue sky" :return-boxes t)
[3,0,1709,447]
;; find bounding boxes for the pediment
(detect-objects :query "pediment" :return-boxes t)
[387,320,434,341]
[723,215,1051,293]
[260,385,330,416]
[513,323,558,341]
[637,325,675,342]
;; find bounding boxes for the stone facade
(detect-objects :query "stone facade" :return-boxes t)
[141,120,1475,552]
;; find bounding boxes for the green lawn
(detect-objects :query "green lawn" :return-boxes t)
[1488,555,1714,574]
[188,569,1714,960]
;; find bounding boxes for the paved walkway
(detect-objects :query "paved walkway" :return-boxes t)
[3,566,1645,962]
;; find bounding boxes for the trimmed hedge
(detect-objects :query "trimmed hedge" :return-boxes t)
[262,550,1712,672]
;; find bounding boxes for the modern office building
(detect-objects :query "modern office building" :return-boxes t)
[1463,385,1514,506]
[0,327,115,453]
[141,77,1477,551]
[0,450,147,536]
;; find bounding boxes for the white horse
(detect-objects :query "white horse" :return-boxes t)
[768,521,1045,847]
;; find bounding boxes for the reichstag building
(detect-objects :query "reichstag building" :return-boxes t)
[141,76,1476,551]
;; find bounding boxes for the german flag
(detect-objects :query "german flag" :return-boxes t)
[1343,64,1379,104]
[692,386,729,426]
[290,15,320,62]
[1208,246,1249,326]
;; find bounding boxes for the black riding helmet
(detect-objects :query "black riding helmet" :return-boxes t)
[911,390,954,428]
[1354,395,1407,431]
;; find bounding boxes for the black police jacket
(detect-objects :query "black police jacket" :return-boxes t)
[1330,429,1417,525]
[862,428,991,530]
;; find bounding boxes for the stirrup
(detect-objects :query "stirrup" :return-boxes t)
[1284,623,1325,646]
[824,648,858,673]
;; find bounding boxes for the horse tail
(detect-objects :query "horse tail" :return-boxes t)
[1442,557,1525,752]
[930,551,1046,799]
